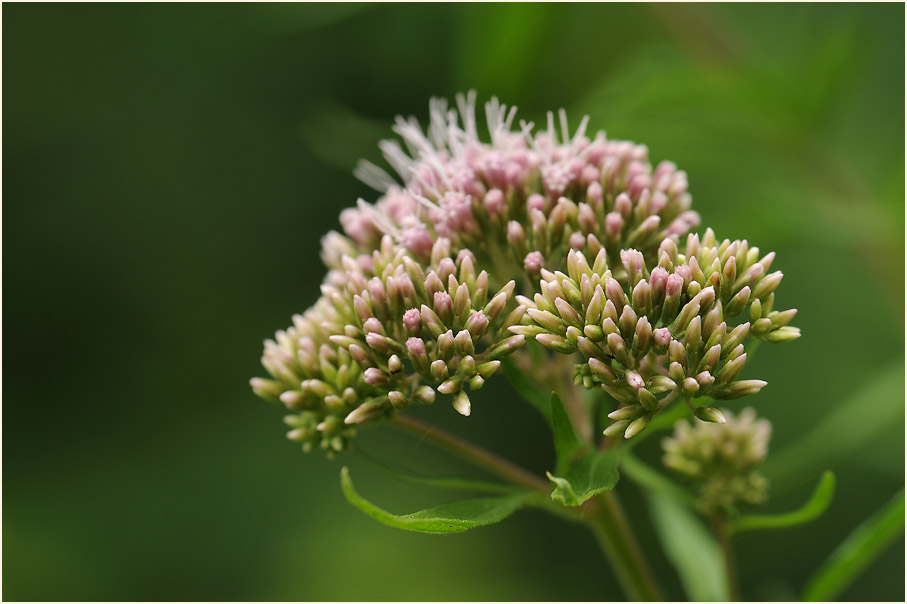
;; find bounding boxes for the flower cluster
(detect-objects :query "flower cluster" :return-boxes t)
[253,235,525,455]
[328,91,698,283]
[662,408,772,513]
[514,227,799,439]
[252,92,798,455]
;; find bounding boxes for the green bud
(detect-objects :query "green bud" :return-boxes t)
[699,344,721,374]
[430,359,449,381]
[528,308,566,335]
[624,415,650,439]
[694,406,726,424]
[583,324,605,342]
[638,388,658,411]
[603,420,630,438]
[647,375,677,394]
[769,309,798,329]
[608,405,645,421]
[619,305,638,340]
[711,379,767,400]
[414,386,436,404]
[250,377,283,401]
[555,297,584,328]
[682,377,700,397]
[585,288,604,326]
[588,358,617,383]
[421,304,446,339]
[607,332,631,366]
[452,390,472,416]
[455,330,475,356]
[477,360,501,378]
[752,317,772,335]
[720,255,737,301]
[715,352,746,385]
[765,326,801,343]
[487,335,526,359]
[753,271,783,301]
[437,376,462,395]
[344,401,387,424]
[633,316,653,355]
[536,333,577,354]
[672,298,701,333]
[509,325,547,338]
[726,285,751,318]
[388,391,407,409]
[723,322,750,351]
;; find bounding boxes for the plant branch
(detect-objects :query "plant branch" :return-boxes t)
[390,413,551,495]
[712,511,739,601]
[586,491,666,601]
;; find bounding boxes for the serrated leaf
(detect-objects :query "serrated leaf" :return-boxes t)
[340,467,532,534]
[547,449,620,506]
[551,393,580,474]
[502,356,553,426]
[732,471,835,534]
[802,490,905,602]
[648,493,728,602]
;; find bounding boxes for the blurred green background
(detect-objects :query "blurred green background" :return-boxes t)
[4,3,904,601]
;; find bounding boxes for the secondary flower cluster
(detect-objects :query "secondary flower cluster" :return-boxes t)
[513,227,799,439]
[662,408,772,513]
[252,92,798,454]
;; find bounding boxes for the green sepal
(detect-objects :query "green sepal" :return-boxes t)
[340,467,533,534]
[731,471,836,534]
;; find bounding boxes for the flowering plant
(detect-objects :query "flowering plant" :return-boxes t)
[251,92,847,601]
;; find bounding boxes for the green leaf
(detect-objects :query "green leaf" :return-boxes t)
[551,393,580,474]
[731,471,835,534]
[353,448,518,495]
[648,493,728,602]
[802,490,905,602]
[547,449,620,506]
[340,467,533,534]
[502,356,552,426]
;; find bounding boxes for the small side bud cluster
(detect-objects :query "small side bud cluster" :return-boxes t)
[662,408,771,514]
[252,235,526,455]
[517,227,798,439]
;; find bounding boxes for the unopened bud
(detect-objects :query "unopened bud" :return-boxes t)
[694,406,726,424]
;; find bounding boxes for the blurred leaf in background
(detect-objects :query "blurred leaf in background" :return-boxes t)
[3,3,903,601]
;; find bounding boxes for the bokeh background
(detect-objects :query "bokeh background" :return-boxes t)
[4,3,904,601]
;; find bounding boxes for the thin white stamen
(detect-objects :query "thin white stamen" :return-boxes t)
[559,108,570,146]
[353,160,398,192]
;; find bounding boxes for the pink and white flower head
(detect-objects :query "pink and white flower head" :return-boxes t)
[339,91,699,272]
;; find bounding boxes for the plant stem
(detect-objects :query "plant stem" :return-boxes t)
[586,491,665,601]
[391,412,666,601]
[390,414,551,495]
[712,511,739,601]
